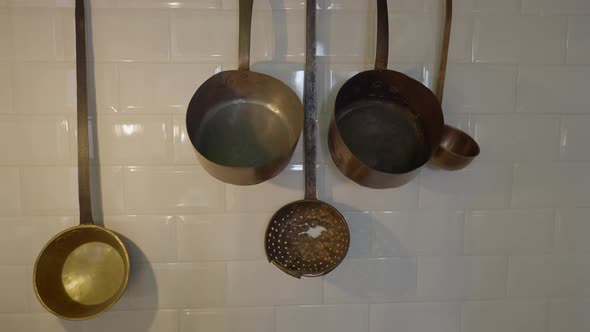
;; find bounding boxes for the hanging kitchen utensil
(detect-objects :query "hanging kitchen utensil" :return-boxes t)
[186,0,303,185]
[265,0,349,279]
[327,0,445,189]
[33,0,130,320]
[430,0,480,171]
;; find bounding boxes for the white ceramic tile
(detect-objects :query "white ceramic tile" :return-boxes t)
[474,15,567,64]
[567,17,590,64]
[0,64,11,114]
[13,63,75,114]
[370,302,461,332]
[172,114,199,165]
[0,266,28,313]
[448,15,474,63]
[556,209,590,253]
[91,9,170,61]
[225,166,303,213]
[222,0,305,10]
[85,310,179,332]
[507,255,589,297]
[124,166,225,214]
[266,10,305,63]
[171,10,271,62]
[464,209,555,254]
[97,115,173,164]
[419,163,513,209]
[0,219,33,265]
[0,9,11,61]
[181,307,275,332]
[20,166,77,215]
[517,66,590,114]
[177,214,268,261]
[90,166,125,215]
[462,300,547,332]
[324,258,417,303]
[118,0,220,8]
[0,116,19,163]
[523,0,590,15]
[473,115,560,161]
[277,305,369,332]
[0,314,83,332]
[417,256,507,299]
[512,162,590,208]
[472,0,521,12]
[560,116,590,160]
[227,260,323,306]
[325,0,438,12]
[317,10,374,63]
[442,64,518,113]
[10,8,64,61]
[93,63,120,114]
[323,164,420,212]
[106,215,177,263]
[549,299,590,332]
[388,14,436,63]
[119,63,221,114]
[0,167,20,216]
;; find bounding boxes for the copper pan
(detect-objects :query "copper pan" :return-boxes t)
[328,0,444,189]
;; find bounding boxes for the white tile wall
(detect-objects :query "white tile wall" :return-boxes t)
[1,0,590,331]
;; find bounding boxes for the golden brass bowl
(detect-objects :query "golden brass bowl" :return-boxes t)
[33,225,129,320]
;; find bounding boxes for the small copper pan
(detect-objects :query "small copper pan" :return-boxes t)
[328,0,444,189]
[430,0,480,170]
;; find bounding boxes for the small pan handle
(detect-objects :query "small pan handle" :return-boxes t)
[436,0,453,102]
[75,0,94,226]
[304,0,318,201]
[375,0,389,70]
[238,0,254,71]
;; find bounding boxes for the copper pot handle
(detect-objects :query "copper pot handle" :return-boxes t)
[238,0,253,70]
[375,0,389,70]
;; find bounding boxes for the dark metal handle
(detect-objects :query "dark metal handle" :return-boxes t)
[304,0,317,201]
[436,0,452,102]
[375,0,389,70]
[75,0,93,225]
[238,0,253,70]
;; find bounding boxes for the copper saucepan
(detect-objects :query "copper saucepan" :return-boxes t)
[430,0,480,170]
[186,0,303,185]
[328,0,444,189]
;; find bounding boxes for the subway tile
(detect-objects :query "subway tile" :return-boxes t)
[549,299,590,332]
[556,209,590,253]
[567,17,590,64]
[324,258,417,303]
[0,116,19,163]
[172,114,199,165]
[225,166,303,213]
[522,0,590,15]
[85,310,179,332]
[508,255,589,297]
[388,14,436,63]
[0,266,28,313]
[91,166,126,215]
[0,9,11,61]
[474,15,566,64]
[265,10,305,63]
[370,302,461,332]
[10,8,65,61]
[324,164,420,212]
[417,256,507,299]
[91,9,170,61]
[93,63,120,114]
[119,63,221,114]
[461,300,547,332]
[0,219,33,265]
[13,63,75,114]
[20,166,77,215]
[0,167,20,216]
[419,163,513,209]
[124,166,225,214]
[517,66,590,114]
[464,209,555,255]
[512,162,590,208]
[221,0,305,10]
[277,305,369,332]
[227,260,323,306]
[97,115,173,165]
[171,10,271,62]
[472,0,521,12]
[180,307,275,332]
[442,64,518,113]
[105,215,177,263]
[560,116,590,160]
[317,10,374,63]
[448,15,473,63]
[117,0,220,8]
[472,115,560,161]
[0,314,83,332]
[177,214,268,261]
[0,64,12,113]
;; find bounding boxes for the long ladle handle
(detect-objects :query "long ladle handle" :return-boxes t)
[238,0,253,70]
[75,0,93,225]
[304,0,317,201]
[436,0,452,102]
[375,0,389,70]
